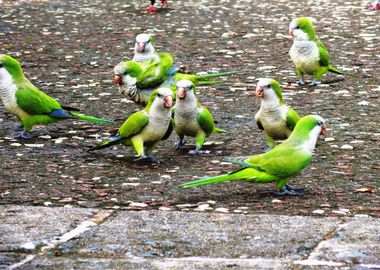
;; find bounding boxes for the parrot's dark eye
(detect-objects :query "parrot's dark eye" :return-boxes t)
[295,26,299,29]
[317,120,323,126]
[157,93,163,98]
[0,64,3,68]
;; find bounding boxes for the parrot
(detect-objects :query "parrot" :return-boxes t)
[179,115,327,196]
[254,78,300,147]
[369,0,380,10]
[115,62,234,106]
[88,87,173,163]
[288,17,343,86]
[0,54,114,139]
[173,79,226,154]
[132,33,161,63]
[146,0,168,12]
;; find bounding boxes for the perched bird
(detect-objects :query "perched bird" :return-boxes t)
[369,0,380,10]
[0,55,113,139]
[254,78,300,147]
[132,33,160,63]
[115,62,233,106]
[288,17,343,86]
[89,87,173,163]
[179,115,327,196]
[146,0,168,12]
[173,79,226,154]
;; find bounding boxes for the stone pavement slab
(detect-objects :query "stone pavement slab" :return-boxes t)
[0,205,379,269]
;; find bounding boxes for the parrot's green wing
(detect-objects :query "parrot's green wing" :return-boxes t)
[136,53,174,88]
[245,144,312,178]
[118,110,149,139]
[256,118,264,130]
[285,107,300,131]
[317,41,330,67]
[197,106,215,136]
[15,84,62,115]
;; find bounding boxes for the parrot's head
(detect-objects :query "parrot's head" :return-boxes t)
[135,33,155,54]
[148,87,173,111]
[0,54,24,84]
[176,79,196,102]
[255,78,283,106]
[113,61,141,93]
[288,17,317,41]
[294,115,327,140]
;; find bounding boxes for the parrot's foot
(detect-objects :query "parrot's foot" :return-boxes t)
[308,80,321,87]
[146,5,156,12]
[160,0,168,8]
[16,131,32,139]
[6,124,23,131]
[296,79,305,85]
[188,149,207,155]
[369,3,380,10]
[175,140,185,150]
[135,156,160,164]
[275,185,305,196]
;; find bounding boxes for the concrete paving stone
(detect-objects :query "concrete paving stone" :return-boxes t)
[0,205,108,252]
[308,217,380,265]
[19,257,293,270]
[58,211,342,260]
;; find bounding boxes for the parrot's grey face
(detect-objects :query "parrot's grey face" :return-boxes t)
[0,62,13,87]
[156,88,173,109]
[313,115,327,136]
[255,78,276,101]
[135,34,152,53]
[288,19,308,41]
[176,80,194,101]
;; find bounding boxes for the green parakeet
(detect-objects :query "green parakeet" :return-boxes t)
[179,115,327,196]
[89,87,173,163]
[0,55,114,139]
[255,78,300,147]
[288,17,343,86]
[173,79,226,154]
[132,33,160,63]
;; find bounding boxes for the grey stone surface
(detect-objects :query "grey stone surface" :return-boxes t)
[19,257,293,270]
[60,211,342,260]
[0,205,105,252]
[309,217,380,265]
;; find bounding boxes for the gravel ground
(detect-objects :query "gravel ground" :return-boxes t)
[0,0,379,217]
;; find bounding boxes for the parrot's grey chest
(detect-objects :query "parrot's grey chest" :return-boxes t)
[0,74,22,115]
[289,41,319,73]
[257,106,291,139]
[174,105,200,137]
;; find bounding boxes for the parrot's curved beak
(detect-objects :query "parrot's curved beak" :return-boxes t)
[114,75,122,86]
[138,42,146,53]
[177,87,187,100]
[255,87,264,98]
[321,123,327,136]
[288,30,293,36]
[164,96,173,108]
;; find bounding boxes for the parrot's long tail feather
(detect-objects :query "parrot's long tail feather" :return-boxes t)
[179,174,232,188]
[195,72,235,84]
[197,80,221,85]
[88,135,124,152]
[214,127,227,133]
[70,112,114,124]
[328,66,344,75]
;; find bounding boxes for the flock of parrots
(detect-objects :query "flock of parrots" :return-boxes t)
[0,16,345,196]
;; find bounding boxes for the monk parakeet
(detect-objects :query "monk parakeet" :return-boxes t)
[255,78,300,147]
[146,0,168,12]
[179,115,327,196]
[288,17,343,86]
[115,64,233,106]
[0,55,113,139]
[132,34,160,63]
[369,0,380,10]
[173,79,226,154]
[89,87,173,163]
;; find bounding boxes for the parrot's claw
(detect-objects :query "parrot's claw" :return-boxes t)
[296,79,305,85]
[188,149,206,155]
[175,140,185,150]
[135,156,160,164]
[146,5,156,12]
[17,131,32,139]
[275,185,305,196]
[160,0,168,8]
[308,80,321,87]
